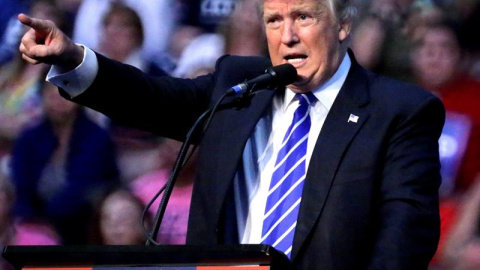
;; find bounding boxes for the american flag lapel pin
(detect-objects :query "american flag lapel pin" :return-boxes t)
[348,114,359,123]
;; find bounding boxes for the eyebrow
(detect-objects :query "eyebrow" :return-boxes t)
[263,4,325,19]
[292,4,326,17]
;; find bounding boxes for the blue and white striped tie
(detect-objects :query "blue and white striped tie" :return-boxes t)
[261,92,316,258]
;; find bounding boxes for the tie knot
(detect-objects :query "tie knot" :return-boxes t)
[296,92,317,107]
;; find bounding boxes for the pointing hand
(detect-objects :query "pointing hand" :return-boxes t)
[18,13,84,70]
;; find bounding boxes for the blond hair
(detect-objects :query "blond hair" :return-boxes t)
[258,0,357,24]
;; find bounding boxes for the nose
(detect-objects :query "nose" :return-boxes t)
[423,45,444,63]
[281,19,299,46]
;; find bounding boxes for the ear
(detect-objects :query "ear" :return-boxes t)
[338,20,352,42]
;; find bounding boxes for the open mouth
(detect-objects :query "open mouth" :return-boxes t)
[285,54,307,65]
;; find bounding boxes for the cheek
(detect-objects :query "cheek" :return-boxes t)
[265,30,280,48]
[266,40,282,64]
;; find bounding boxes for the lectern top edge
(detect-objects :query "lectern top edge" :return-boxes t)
[2,244,291,270]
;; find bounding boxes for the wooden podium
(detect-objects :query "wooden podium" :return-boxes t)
[2,245,291,270]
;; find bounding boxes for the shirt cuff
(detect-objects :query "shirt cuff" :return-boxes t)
[47,45,98,98]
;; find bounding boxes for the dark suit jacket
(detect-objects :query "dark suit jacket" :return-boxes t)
[66,51,445,270]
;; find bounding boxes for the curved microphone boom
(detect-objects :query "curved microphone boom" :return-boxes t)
[226,63,298,96]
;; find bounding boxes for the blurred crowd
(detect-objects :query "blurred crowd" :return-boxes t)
[0,0,479,270]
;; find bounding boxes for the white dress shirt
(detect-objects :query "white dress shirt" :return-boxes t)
[237,54,351,244]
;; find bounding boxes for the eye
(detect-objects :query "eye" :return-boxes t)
[296,13,314,25]
[265,16,282,29]
[267,17,278,24]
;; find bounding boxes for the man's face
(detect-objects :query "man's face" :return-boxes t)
[263,0,349,93]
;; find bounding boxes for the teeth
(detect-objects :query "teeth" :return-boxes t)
[287,58,304,63]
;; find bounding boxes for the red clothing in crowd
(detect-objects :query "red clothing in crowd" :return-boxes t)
[438,75,480,192]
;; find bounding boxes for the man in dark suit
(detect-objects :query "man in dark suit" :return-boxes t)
[18,0,444,269]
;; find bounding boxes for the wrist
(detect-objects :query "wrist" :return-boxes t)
[59,44,84,72]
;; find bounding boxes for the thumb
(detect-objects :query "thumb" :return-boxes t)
[18,13,53,34]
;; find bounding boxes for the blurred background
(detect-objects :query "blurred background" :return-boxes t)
[0,1,479,270]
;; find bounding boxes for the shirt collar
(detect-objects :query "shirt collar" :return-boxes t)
[282,53,351,111]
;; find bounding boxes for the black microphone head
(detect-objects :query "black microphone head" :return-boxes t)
[227,63,298,96]
[265,63,298,87]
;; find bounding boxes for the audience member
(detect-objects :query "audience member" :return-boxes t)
[0,57,44,158]
[409,19,480,268]
[89,188,148,245]
[97,3,167,77]
[0,174,15,270]
[352,0,443,82]
[172,33,225,78]
[10,81,119,244]
[72,0,175,60]
[160,25,204,75]
[11,221,61,246]
[411,20,480,193]
[96,3,167,183]
[1,172,60,270]
[130,139,195,244]
[0,0,30,66]
[441,176,480,270]
[171,0,265,77]
[0,0,65,165]
[220,0,267,56]
[51,0,82,37]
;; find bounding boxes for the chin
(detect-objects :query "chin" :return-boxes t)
[289,77,314,92]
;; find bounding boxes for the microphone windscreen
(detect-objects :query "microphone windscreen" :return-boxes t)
[267,64,298,86]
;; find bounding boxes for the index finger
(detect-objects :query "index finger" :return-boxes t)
[18,13,51,33]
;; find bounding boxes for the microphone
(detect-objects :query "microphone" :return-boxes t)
[226,63,297,96]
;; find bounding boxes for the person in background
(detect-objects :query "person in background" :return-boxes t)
[172,33,225,79]
[409,19,480,268]
[72,0,175,62]
[221,0,267,57]
[0,174,15,270]
[352,0,443,82]
[411,20,480,194]
[1,169,60,270]
[97,3,166,77]
[89,188,148,245]
[441,176,480,270]
[0,0,30,66]
[10,81,119,244]
[130,138,195,245]
[97,3,167,183]
[0,0,65,167]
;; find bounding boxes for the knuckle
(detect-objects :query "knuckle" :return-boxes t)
[20,35,29,44]
[44,19,56,29]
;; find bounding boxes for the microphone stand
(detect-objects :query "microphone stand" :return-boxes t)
[142,63,297,244]
[146,90,242,245]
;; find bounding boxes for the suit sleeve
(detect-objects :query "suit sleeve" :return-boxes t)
[61,53,218,141]
[369,95,445,270]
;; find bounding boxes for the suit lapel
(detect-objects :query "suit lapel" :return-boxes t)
[291,59,372,260]
[209,89,277,229]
